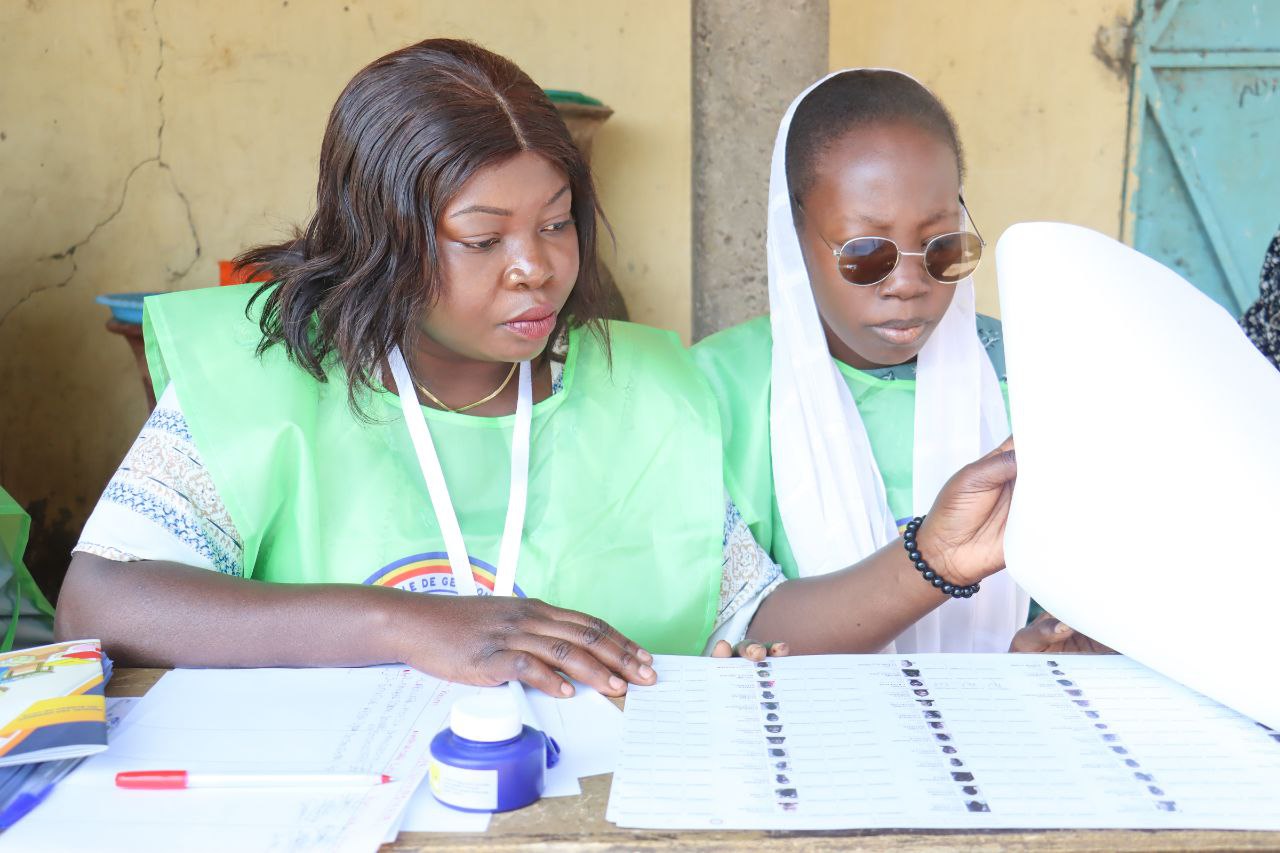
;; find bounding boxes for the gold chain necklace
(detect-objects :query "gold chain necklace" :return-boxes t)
[413,361,518,414]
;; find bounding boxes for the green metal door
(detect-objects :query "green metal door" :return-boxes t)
[1123,0,1280,315]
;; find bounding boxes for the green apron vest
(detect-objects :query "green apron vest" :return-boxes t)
[0,486,56,652]
[143,285,724,655]
[693,315,1008,581]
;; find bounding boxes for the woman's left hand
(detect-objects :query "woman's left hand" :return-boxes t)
[1010,613,1115,654]
[915,436,1017,587]
[710,639,790,661]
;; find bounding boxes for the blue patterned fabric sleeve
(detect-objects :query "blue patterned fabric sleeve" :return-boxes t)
[75,385,245,575]
[708,497,785,649]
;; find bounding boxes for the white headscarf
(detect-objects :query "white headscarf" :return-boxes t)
[768,69,1028,653]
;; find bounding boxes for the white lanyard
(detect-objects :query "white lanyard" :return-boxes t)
[387,347,532,599]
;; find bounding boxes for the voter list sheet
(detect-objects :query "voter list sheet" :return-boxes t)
[606,654,1280,830]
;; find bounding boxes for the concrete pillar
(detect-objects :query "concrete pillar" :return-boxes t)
[691,0,828,340]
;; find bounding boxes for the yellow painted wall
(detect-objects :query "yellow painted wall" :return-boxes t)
[0,0,691,592]
[0,0,1133,593]
[829,0,1134,317]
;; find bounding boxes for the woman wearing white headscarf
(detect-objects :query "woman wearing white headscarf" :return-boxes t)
[695,69,1030,654]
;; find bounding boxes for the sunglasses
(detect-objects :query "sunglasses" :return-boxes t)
[816,196,986,287]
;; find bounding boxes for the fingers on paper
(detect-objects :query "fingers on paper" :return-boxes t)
[737,640,789,660]
[711,639,791,661]
[1010,613,1074,652]
[539,602,654,665]
[967,442,1017,490]
[484,648,577,698]
[529,613,655,691]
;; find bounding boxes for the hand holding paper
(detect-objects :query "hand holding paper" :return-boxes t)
[1009,612,1115,654]
[913,436,1017,587]
[997,222,1280,729]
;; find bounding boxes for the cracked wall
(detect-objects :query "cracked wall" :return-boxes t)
[0,0,692,597]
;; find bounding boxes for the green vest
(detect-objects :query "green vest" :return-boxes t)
[143,285,724,655]
[693,315,1007,580]
[0,485,55,652]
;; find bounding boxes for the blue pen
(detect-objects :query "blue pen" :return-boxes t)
[0,763,37,808]
[0,757,83,829]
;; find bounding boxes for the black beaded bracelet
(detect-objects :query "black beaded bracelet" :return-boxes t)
[903,516,980,599]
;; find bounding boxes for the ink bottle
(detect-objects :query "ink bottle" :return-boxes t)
[429,692,547,812]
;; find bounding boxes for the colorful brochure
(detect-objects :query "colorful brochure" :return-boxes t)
[0,640,107,767]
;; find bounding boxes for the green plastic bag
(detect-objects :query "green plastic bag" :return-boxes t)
[0,485,56,651]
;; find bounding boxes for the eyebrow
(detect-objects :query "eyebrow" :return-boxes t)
[843,208,957,235]
[449,185,571,219]
[918,208,958,228]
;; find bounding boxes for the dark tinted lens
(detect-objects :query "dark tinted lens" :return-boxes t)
[838,237,899,286]
[924,232,982,283]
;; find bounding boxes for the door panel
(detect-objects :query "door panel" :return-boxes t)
[1123,0,1280,315]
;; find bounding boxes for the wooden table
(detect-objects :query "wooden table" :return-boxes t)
[108,669,1280,852]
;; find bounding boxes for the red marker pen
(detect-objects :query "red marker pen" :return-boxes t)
[115,770,393,790]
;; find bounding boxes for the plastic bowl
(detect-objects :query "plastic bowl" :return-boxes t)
[95,292,163,325]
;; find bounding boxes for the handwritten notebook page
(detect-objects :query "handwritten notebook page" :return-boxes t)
[996,222,1280,730]
[0,666,456,852]
[606,655,1280,830]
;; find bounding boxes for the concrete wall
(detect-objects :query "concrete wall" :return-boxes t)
[691,0,828,339]
[829,0,1134,318]
[0,0,691,594]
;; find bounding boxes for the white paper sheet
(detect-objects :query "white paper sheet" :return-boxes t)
[996,222,1280,730]
[383,682,491,838]
[530,681,621,796]
[0,667,460,853]
[389,768,491,838]
[606,654,1280,830]
[105,697,140,738]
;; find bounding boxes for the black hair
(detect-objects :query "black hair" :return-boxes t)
[785,70,965,205]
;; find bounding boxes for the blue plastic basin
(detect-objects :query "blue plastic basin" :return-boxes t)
[95,292,163,325]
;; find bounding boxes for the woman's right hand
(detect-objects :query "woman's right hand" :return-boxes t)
[386,594,656,698]
[915,436,1017,587]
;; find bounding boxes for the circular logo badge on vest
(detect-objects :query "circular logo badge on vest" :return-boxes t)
[364,552,527,598]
